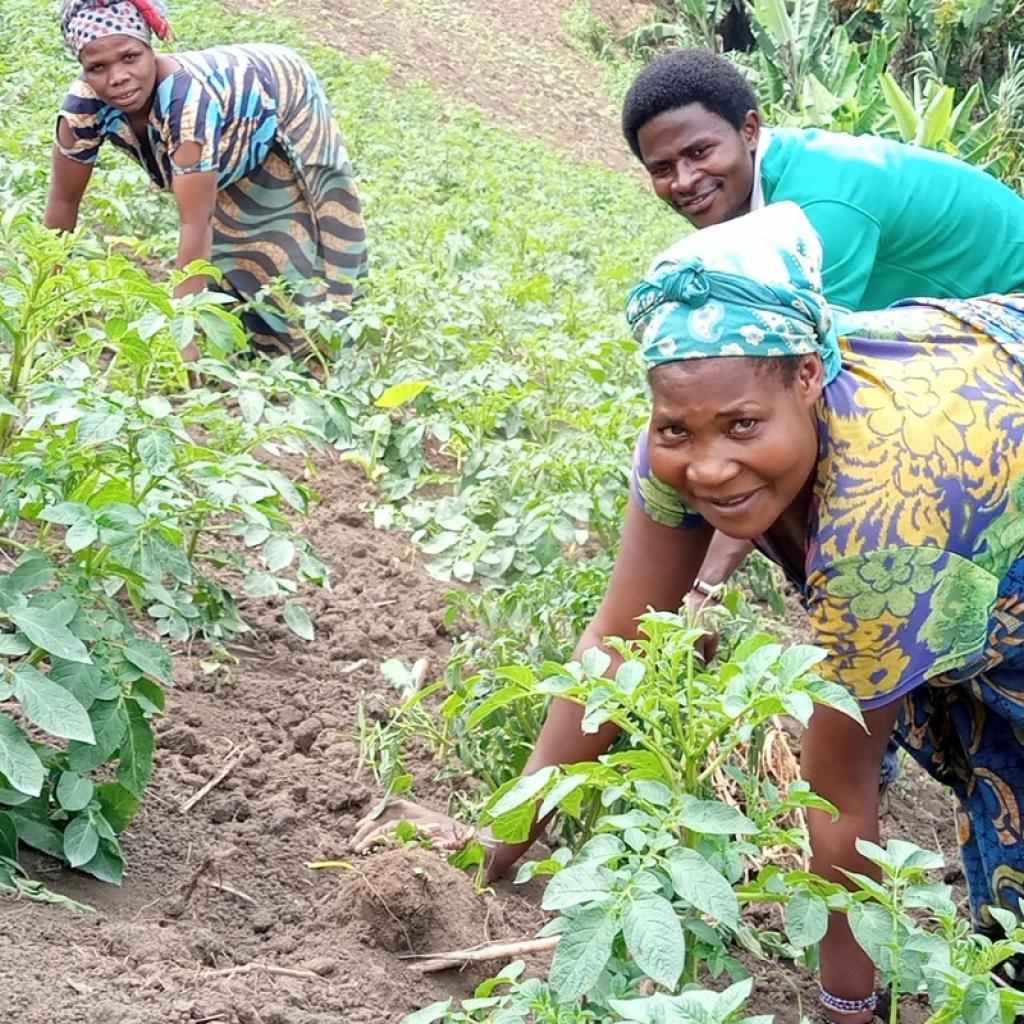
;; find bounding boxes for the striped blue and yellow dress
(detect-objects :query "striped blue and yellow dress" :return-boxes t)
[56,43,368,355]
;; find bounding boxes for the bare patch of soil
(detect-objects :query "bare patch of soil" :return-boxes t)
[222,0,654,170]
[0,457,545,1024]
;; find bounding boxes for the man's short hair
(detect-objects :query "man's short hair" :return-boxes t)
[622,48,759,159]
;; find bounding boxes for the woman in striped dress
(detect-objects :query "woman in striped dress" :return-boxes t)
[45,0,368,363]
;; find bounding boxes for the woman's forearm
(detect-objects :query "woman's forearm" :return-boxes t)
[43,198,80,233]
[173,220,213,299]
[484,629,624,881]
[696,532,752,587]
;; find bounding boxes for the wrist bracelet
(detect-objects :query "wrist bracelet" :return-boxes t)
[691,577,720,599]
[819,987,878,1015]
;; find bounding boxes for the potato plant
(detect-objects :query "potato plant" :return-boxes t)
[435,616,853,1008]
[0,216,341,889]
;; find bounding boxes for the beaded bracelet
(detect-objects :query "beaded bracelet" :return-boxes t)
[820,1015,883,1024]
[819,988,878,1015]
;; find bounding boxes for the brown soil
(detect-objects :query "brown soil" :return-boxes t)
[221,0,655,171]
[0,4,963,1023]
[0,456,547,1024]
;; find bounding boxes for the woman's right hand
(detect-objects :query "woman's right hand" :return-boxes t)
[351,798,479,855]
[685,586,721,662]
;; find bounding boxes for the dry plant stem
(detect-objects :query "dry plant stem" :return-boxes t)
[202,962,321,981]
[181,747,243,813]
[400,935,560,973]
[201,878,256,904]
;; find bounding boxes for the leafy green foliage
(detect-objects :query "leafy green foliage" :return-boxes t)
[836,839,1024,1023]
[455,615,856,1007]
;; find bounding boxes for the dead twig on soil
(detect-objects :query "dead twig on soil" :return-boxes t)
[202,878,256,904]
[201,962,321,982]
[181,747,243,813]
[399,935,560,973]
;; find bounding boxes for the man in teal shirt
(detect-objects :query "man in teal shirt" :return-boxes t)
[621,48,1024,311]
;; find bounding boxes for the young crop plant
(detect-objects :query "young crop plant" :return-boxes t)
[402,960,785,1023]
[462,614,859,1006]
[0,215,341,889]
[836,839,1024,1024]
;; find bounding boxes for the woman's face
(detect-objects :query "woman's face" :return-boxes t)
[647,355,823,540]
[78,34,157,115]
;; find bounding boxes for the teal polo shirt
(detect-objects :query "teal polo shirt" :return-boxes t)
[759,127,1024,311]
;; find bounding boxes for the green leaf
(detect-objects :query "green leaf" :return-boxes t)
[67,701,128,772]
[847,901,892,962]
[374,379,429,409]
[549,905,618,1001]
[8,802,63,857]
[666,847,739,927]
[7,551,55,592]
[0,810,18,860]
[56,772,94,812]
[238,388,265,423]
[96,782,141,833]
[130,677,165,715]
[38,502,90,526]
[123,638,172,684]
[65,517,98,552]
[784,889,829,948]
[63,813,100,868]
[962,979,1000,1023]
[283,601,315,641]
[880,71,919,142]
[622,895,684,989]
[777,644,826,685]
[137,429,175,474]
[464,685,529,730]
[264,536,296,573]
[486,765,556,820]
[117,704,154,798]
[0,633,31,656]
[13,665,94,743]
[139,395,172,419]
[542,862,616,910]
[538,772,590,819]
[679,796,758,835]
[398,1001,452,1024]
[80,838,125,885]
[0,714,43,796]
[8,606,91,664]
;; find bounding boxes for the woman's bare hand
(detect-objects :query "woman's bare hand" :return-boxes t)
[685,587,721,662]
[351,798,478,854]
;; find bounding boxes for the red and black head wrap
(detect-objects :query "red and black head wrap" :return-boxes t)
[61,0,170,57]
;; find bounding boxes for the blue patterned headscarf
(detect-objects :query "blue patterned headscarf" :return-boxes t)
[61,0,170,56]
[626,202,842,384]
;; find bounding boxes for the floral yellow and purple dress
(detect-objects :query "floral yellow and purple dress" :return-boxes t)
[56,43,368,354]
[633,295,1024,926]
